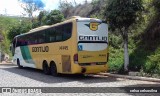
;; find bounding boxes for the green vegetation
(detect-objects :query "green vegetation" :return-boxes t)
[105,0,143,72]
[0,0,160,77]
[128,0,160,76]
[7,20,32,41]
[0,16,19,55]
[32,10,64,28]
[0,9,64,56]
[7,9,65,42]
[89,0,160,76]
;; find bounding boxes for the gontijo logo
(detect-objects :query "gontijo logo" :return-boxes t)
[85,22,101,31]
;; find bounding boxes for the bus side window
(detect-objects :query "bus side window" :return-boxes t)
[49,27,56,42]
[20,36,27,46]
[63,23,72,40]
[16,37,21,47]
[33,33,38,44]
[45,29,49,43]
[55,26,63,41]
[36,31,45,44]
[28,33,36,45]
[24,35,29,46]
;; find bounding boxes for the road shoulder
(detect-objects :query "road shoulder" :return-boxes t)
[99,73,160,83]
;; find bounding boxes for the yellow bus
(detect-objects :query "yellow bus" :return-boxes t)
[11,16,109,76]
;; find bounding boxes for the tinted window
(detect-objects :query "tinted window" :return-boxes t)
[16,35,27,47]
[55,26,63,41]
[63,23,72,40]
[47,22,72,43]
[28,33,37,45]
[47,27,56,42]
[15,22,72,46]
[37,31,45,44]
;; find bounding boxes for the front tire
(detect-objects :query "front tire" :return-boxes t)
[17,59,23,68]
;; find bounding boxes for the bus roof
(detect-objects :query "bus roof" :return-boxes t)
[15,16,104,38]
[66,16,104,23]
[76,17,103,22]
[29,25,50,33]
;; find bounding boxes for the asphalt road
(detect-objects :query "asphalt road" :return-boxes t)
[0,64,160,96]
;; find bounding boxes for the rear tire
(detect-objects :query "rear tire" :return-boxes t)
[17,59,23,68]
[50,62,58,76]
[42,61,50,75]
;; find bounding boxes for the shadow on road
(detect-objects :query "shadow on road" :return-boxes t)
[0,64,119,84]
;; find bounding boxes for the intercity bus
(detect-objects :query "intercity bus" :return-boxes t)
[11,16,109,76]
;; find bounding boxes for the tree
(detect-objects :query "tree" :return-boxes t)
[45,10,64,25]
[19,0,45,24]
[32,11,48,28]
[59,0,74,18]
[0,28,3,42]
[153,0,160,11]
[20,0,37,22]
[7,20,31,42]
[0,16,20,55]
[38,11,48,26]
[32,10,64,28]
[105,0,143,72]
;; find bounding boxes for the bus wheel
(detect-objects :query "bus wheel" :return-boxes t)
[50,62,58,76]
[17,59,23,68]
[42,61,50,75]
